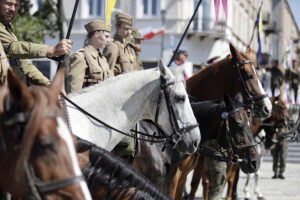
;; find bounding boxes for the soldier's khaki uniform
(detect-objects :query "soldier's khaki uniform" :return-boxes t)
[104,34,137,74]
[103,13,137,75]
[67,20,113,93]
[203,140,227,200]
[127,28,144,70]
[105,13,138,160]
[0,22,49,85]
[68,45,113,93]
[0,40,9,85]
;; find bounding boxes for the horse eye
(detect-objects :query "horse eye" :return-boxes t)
[245,71,254,79]
[175,95,186,103]
[35,137,56,152]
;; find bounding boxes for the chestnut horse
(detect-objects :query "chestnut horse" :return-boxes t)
[188,96,289,200]
[0,70,91,199]
[171,43,270,199]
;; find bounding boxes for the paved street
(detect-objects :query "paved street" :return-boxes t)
[185,142,300,200]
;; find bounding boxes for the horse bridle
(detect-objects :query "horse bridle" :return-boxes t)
[150,76,199,149]
[1,96,84,200]
[233,59,268,109]
[199,104,257,163]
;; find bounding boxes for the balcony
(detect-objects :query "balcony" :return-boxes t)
[187,18,227,40]
[264,21,277,35]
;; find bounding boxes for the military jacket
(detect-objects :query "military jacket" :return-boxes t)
[68,45,114,93]
[0,40,9,85]
[103,34,137,75]
[0,22,49,85]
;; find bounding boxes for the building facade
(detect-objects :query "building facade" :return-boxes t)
[29,0,299,78]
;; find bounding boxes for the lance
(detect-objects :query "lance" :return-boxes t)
[56,0,80,70]
[167,0,203,67]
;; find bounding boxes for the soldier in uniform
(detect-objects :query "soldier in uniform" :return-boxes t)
[127,28,144,70]
[104,13,138,163]
[67,20,113,93]
[203,140,227,200]
[0,0,72,85]
[103,13,137,75]
[0,40,9,85]
[271,130,288,179]
[268,60,284,97]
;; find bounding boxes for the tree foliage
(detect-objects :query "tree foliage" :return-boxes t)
[12,0,58,43]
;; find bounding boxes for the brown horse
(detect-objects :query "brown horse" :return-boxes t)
[188,96,289,200]
[187,44,272,119]
[0,69,91,199]
[167,43,269,199]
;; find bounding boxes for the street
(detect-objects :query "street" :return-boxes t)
[186,142,300,200]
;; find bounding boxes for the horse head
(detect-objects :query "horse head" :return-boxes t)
[0,69,91,199]
[229,44,272,119]
[223,94,260,173]
[155,60,200,154]
[264,96,289,149]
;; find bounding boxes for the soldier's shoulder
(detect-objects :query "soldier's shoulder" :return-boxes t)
[70,49,85,59]
[104,42,119,54]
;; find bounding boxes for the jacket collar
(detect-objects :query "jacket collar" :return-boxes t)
[85,45,101,58]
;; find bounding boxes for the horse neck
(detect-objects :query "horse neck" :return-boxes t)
[69,69,161,131]
[188,59,234,100]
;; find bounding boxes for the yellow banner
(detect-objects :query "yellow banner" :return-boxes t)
[105,0,117,25]
[258,8,263,34]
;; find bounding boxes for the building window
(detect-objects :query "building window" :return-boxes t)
[88,0,104,17]
[143,0,159,16]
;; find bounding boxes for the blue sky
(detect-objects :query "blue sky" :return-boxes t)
[287,0,300,29]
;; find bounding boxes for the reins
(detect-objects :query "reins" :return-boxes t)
[62,76,198,145]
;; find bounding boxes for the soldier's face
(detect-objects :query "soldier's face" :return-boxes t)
[92,31,111,49]
[0,0,20,23]
[116,22,132,39]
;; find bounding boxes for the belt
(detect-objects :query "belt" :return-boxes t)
[9,59,20,66]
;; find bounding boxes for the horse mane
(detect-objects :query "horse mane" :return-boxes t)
[79,139,171,200]
[15,87,54,174]
[191,100,225,142]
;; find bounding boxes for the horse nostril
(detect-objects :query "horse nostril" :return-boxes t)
[263,106,270,115]
[251,160,258,169]
[193,140,199,148]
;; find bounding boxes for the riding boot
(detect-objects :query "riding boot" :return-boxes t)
[278,172,285,179]
[272,172,278,179]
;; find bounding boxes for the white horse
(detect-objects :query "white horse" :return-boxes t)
[66,61,200,154]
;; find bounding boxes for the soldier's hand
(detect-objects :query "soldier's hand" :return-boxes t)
[46,39,73,57]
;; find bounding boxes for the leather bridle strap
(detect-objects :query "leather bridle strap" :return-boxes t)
[233,59,268,107]
[36,176,85,193]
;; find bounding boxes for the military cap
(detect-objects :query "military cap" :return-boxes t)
[132,28,144,40]
[84,20,112,34]
[116,13,133,26]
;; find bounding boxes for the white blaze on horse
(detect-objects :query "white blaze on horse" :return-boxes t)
[66,61,200,154]
[0,69,91,200]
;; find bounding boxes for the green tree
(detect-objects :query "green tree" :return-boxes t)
[12,0,58,43]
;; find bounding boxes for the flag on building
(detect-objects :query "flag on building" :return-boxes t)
[143,30,165,40]
[214,0,228,24]
[105,0,116,25]
[257,7,263,65]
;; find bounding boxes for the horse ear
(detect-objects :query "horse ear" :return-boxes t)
[158,59,167,77]
[50,68,65,94]
[229,43,239,59]
[7,69,33,109]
